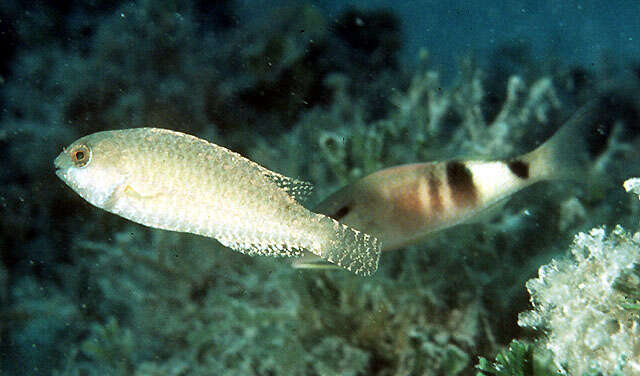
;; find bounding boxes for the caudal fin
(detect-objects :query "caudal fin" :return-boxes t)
[308,217,380,276]
[521,102,596,181]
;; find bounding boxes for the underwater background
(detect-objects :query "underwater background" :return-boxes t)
[1,1,640,375]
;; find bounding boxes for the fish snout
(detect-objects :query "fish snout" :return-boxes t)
[54,151,65,170]
[54,151,72,181]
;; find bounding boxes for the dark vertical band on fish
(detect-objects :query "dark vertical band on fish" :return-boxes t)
[332,205,351,221]
[427,168,443,213]
[507,160,530,179]
[446,161,477,207]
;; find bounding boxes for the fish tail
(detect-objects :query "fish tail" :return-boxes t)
[310,217,381,276]
[521,102,596,182]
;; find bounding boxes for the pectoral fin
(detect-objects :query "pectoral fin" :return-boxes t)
[103,184,164,211]
[122,185,153,200]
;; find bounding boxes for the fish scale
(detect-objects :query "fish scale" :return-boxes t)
[55,128,380,276]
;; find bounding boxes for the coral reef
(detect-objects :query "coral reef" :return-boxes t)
[476,340,557,376]
[5,275,80,375]
[41,65,594,375]
[624,177,640,199]
[254,60,566,194]
[519,225,640,375]
[0,0,334,137]
[2,1,640,375]
[35,225,482,375]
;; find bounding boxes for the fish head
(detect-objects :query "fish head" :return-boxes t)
[55,131,127,208]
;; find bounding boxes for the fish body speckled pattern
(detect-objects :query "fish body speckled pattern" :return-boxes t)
[293,105,594,268]
[54,128,380,276]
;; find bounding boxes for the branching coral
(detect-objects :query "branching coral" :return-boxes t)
[56,228,306,375]
[246,55,602,376]
[53,225,483,375]
[4,1,640,375]
[302,62,563,187]
[1,0,334,147]
[4,276,80,375]
[476,340,559,376]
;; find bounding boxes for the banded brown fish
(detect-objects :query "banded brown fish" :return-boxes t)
[293,104,594,269]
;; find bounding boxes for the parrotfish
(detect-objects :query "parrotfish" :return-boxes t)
[54,128,380,276]
[293,105,593,269]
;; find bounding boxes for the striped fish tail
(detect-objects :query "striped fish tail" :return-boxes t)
[521,102,596,182]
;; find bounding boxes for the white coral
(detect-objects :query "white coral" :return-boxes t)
[624,178,640,199]
[518,226,640,375]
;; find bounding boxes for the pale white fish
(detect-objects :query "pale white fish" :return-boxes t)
[293,104,594,269]
[54,128,380,276]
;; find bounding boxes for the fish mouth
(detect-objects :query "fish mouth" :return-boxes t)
[54,153,67,178]
[54,153,63,169]
[54,156,66,180]
[55,167,66,181]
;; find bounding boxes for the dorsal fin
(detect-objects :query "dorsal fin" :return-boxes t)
[214,143,314,202]
[261,169,314,202]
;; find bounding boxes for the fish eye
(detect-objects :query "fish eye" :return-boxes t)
[70,144,91,167]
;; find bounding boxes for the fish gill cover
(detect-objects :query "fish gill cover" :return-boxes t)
[1,0,640,375]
